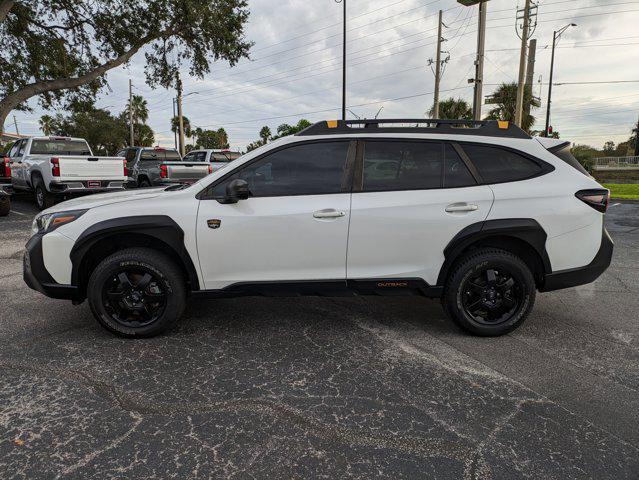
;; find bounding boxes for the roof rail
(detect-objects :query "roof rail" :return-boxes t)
[296,119,531,139]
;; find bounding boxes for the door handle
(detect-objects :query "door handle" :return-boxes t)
[313,209,346,219]
[445,203,479,213]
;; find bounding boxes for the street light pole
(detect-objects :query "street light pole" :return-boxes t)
[544,23,576,136]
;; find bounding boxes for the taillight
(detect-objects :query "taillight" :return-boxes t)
[576,189,609,213]
[51,157,60,177]
[160,165,168,178]
[208,165,213,175]
[123,159,128,177]
[2,157,10,178]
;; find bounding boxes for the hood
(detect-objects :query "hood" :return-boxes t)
[41,187,167,214]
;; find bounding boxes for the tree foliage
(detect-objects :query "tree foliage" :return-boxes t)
[485,82,540,132]
[428,98,472,120]
[246,119,311,152]
[193,127,229,149]
[0,0,252,133]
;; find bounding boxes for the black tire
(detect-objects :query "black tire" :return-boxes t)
[33,175,58,210]
[138,178,152,188]
[87,248,186,338]
[0,194,9,217]
[442,248,535,337]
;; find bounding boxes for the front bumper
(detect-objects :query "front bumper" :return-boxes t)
[23,233,79,301]
[540,227,614,292]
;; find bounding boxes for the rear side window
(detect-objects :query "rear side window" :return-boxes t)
[363,141,442,191]
[462,144,542,183]
[140,149,181,161]
[550,144,590,176]
[31,139,91,155]
[444,144,476,188]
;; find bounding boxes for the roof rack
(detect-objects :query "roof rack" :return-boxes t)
[296,119,531,139]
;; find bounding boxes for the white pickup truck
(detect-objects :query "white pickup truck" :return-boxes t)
[8,136,127,210]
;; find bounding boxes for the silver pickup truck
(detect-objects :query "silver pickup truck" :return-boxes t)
[118,147,212,188]
[183,149,242,173]
[8,136,127,210]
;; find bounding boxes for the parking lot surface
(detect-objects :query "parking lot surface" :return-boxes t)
[0,194,638,479]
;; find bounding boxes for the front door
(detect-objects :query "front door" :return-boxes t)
[9,140,27,188]
[347,139,494,286]
[196,140,354,290]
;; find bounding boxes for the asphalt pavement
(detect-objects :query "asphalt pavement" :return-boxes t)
[0,193,637,479]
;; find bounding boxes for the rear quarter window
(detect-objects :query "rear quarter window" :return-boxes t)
[549,143,590,176]
[461,144,543,183]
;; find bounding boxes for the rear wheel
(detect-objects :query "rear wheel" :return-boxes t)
[33,176,58,210]
[87,248,186,338]
[442,248,535,336]
[138,178,152,188]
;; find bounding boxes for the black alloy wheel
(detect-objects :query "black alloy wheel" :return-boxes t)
[103,268,167,328]
[460,267,523,325]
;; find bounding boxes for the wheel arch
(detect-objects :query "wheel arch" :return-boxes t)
[69,215,200,299]
[437,219,551,287]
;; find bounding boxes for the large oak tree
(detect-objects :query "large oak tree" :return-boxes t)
[0,0,251,135]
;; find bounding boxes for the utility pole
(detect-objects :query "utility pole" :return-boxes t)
[338,0,346,121]
[524,38,537,120]
[544,23,576,136]
[176,74,185,157]
[13,115,19,135]
[635,116,639,156]
[515,0,532,128]
[172,98,178,150]
[433,10,444,118]
[128,79,135,146]
[472,1,487,121]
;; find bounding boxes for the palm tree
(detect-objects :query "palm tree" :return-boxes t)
[485,82,540,132]
[171,115,192,139]
[130,95,149,125]
[39,115,55,135]
[259,126,271,143]
[428,98,472,120]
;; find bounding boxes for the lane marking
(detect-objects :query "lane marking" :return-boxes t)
[612,203,621,207]
[10,210,28,216]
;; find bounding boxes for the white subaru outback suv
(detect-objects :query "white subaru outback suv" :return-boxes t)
[24,119,613,338]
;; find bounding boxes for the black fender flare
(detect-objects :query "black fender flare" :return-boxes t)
[69,215,200,292]
[436,218,552,286]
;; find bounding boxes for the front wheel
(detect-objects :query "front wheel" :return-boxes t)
[87,248,186,338]
[442,248,536,336]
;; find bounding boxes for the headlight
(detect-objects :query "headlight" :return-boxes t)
[32,209,87,235]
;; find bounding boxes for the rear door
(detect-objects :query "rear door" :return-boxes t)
[347,139,494,286]
[196,140,354,289]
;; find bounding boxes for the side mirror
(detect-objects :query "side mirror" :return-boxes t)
[222,178,249,204]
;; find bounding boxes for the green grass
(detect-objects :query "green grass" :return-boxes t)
[603,183,639,200]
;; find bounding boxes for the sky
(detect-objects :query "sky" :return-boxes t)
[8,0,639,151]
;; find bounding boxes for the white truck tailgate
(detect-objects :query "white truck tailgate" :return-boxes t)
[58,156,125,180]
[166,163,210,181]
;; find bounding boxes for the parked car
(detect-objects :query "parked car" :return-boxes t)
[24,119,613,338]
[183,149,242,173]
[118,147,212,188]
[8,136,127,210]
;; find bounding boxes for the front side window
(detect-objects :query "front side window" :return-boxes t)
[462,144,542,183]
[210,141,350,198]
[30,139,91,155]
[363,141,442,191]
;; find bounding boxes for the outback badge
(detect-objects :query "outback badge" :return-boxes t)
[207,219,222,229]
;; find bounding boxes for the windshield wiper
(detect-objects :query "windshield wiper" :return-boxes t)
[164,183,190,191]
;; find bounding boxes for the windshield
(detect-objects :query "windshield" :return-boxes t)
[30,139,91,156]
[140,149,182,162]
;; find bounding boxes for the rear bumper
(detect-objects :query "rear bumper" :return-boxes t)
[49,180,125,193]
[540,227,614,292]
[23,233,79,301]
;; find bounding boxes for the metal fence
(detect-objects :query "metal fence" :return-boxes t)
[593,156,639,170]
